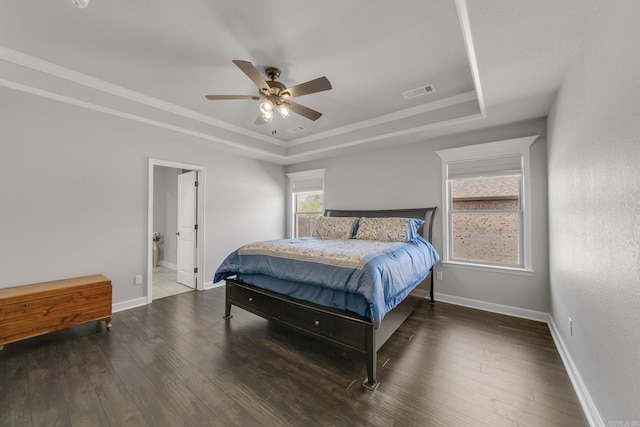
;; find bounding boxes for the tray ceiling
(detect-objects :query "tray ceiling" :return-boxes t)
[0,0,595,164]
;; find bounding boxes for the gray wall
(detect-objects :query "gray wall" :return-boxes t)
[547,0,640,423]
[287,118,550,313]
[0,87,286,304]
[153,166,179,266]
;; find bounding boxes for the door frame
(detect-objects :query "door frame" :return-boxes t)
[147,158,206,304]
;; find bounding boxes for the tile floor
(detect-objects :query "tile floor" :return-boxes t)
[152,265,194,300]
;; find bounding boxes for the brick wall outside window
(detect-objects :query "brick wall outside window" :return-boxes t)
[451,176,520,265]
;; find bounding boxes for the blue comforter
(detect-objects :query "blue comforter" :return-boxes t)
[214,236,439,327]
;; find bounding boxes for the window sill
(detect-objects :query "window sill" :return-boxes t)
[440,261,534,276]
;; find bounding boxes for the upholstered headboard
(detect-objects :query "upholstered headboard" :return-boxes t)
[324,207,438,243]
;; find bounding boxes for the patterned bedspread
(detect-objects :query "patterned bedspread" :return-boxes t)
[214,237,439,326]
[238,238,405,269]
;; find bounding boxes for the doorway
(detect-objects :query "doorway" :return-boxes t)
[147,159,205,304]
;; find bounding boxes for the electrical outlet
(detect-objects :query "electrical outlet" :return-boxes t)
[568,317,573,336]
[135,274,143,285]
[436,271,443,281]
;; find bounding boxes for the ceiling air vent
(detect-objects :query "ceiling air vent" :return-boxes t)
[287,126,306,133]
[402,84,435,100]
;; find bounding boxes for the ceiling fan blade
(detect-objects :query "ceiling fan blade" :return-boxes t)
[285,100,323,121]
[205,95,261,100]
[232,60,269,92]
[284,76,332,98]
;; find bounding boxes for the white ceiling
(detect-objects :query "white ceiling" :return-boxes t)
[0,0,596,164]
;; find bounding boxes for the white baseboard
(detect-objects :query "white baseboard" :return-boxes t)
[547,317,604,427]
[112,296,148,313]
[204,280,224,290]
[111,281,222,311]
[433,292,549,323]
[159,261,177,270]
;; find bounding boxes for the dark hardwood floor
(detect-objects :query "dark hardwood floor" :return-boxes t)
[0,287,588,427]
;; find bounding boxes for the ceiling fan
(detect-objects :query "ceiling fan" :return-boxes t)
[205,60,332,124]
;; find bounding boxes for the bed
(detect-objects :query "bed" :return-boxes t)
[214,207,439,390]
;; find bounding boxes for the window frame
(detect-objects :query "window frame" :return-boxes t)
[436,136,537,273]
[286,169,325,238]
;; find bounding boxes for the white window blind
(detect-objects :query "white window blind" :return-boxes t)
[292,177,323,193]
[287,169,325,192]
[448,154,522,179]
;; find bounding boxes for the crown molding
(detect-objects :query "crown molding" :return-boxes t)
[455,0,486,117]
[0,77,286,161]
[0,45,285,148]
[287,91,478,147]
[285,110,484,161]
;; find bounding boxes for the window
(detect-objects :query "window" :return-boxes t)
[286,169,325,238]
[436,136,536,271]
[295,190,323,237]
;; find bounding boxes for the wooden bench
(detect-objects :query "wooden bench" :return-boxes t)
[0,274,112,350]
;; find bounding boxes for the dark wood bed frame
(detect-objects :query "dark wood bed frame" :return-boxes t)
[223,207,438,390]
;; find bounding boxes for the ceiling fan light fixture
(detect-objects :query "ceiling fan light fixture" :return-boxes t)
[277,104,291,119]
[261,108,274,122]
[260,100,273,114]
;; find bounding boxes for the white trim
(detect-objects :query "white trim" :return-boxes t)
[440,261,534,276]
[0,78,285,161]
[435,136,537,161]
[0,45,284,148]
[112,297,148,313]
[434,292,549,323]
[436,135,538,270]
[0,66,482,162]
[147,158,206,304]
[204,281,224,290]
[548,317,605,427]
[455,0,486,117]
[288,91,478,147]
[284,108,484,161]
[285,168,327,181]
[159,260,177,270]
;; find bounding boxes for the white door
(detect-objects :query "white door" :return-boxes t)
[177,171,197,288]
